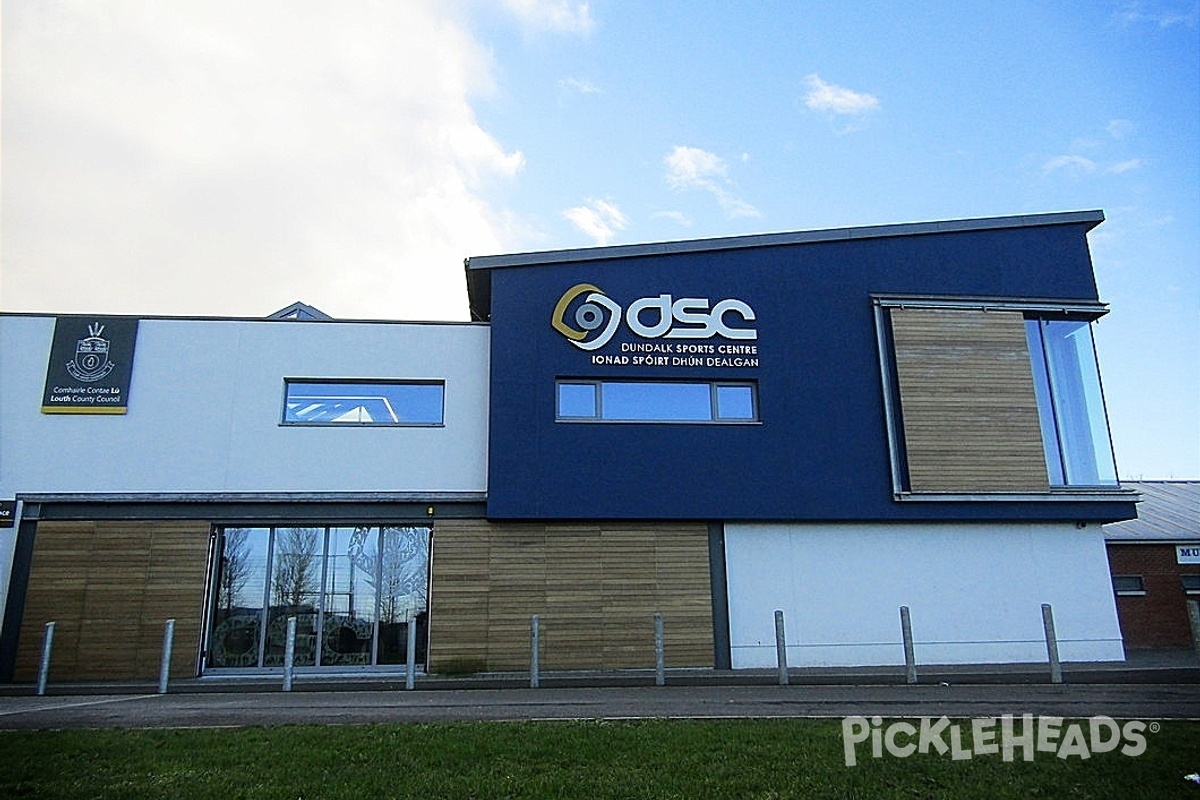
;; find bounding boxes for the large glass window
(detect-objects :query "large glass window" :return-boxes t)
[1026,319,1118,487]
[211,528,270,669]
[322,527,377,666]
[264,527,322,667]
[556,380,758,423]
[377,526,431,664]
[206,525,431,672]
[283,380,444,425]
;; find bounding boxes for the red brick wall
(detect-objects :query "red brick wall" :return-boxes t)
[1107,543,1200,649]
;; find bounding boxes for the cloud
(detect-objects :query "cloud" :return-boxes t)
[559,77,601,94]
[563,199,627,245]
[1107,158,1145,174]
[665,146,727,189]
[803,74,880,115]
[1107,119,1136,139]
[652,210,692,227]
[557,76,602,105]
[1112,2,1199,28]
[1043,155,1098,175]
[503,0,594,34]
[664,146,760,219]
[1,1,531,322]
[1042,154,1144,176]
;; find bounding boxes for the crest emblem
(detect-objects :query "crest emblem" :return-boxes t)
[66,323,116,382]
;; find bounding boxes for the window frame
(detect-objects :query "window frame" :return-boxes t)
[1112,574,1147,596]
[872,295,1132,502]
[1182,575,1200,596]
[1024,317,1119,488]
[281,378,445,427]
[555,379,760,424]
[203,524,433,673]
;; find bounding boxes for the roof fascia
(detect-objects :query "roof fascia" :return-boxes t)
[466,210,1105,272]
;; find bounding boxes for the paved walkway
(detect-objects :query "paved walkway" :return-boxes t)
[1,683,1197,730]
[1,650,1196,730]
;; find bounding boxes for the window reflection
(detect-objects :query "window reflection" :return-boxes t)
[1026,319,1118,487]
[557,382,598,418]
[556,379,759,423]
[209,528,269,669]
[206,525,431,671]
[322,527,376,666]
[264,527,321,666]
[283,381,444,425]
[604,382,711,420]
[716,384,755,420]
[377,526,431,665]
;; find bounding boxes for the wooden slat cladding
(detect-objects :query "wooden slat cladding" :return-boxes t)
[428,520,713,673]
[890,308,1049,493]
[14,521,211,682]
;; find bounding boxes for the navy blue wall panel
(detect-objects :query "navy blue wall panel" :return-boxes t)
[483,223,1132,522]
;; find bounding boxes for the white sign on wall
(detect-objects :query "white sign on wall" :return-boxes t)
[1176,545,1200,565]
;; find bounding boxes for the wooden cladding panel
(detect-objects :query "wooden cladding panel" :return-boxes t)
[428,520,713,673]
[891,308,1050,493]
[15,520,211,682]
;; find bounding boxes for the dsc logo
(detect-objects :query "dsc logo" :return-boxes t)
[551,283,757,351]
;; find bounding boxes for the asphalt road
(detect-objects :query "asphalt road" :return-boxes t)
[1,683,1197,731]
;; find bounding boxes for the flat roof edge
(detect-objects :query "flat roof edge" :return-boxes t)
[467,210,1105,270]
[17,491,489,504]
[0,311,489,327]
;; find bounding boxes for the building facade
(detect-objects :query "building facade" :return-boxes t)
[1,210,1138,682]
[1105,481,1200,649]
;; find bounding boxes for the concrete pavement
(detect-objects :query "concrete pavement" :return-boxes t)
[0,683,1197,730]
[1,651,1197,730]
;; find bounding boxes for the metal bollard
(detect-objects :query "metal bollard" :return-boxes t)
[1041,603,1063,684]
[774,609,789,686]
[654,612,666,686]
[1187,600,1200,666]
[282,616,297,692]
[405,615,418,691]
[36,622,55,696]
[900,606,917,685]
[530,615,540,689]
[158,619,176,694]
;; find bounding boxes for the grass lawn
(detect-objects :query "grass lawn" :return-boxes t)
[2,718,1199,799]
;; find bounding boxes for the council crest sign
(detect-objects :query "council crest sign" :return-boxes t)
[41,317,139,414]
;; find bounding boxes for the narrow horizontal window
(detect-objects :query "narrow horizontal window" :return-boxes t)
[556,379,757,423]
[1182,575,1200,595]
[1112,575,1146,596]
[605,382,711,421]
[283,380,444,426]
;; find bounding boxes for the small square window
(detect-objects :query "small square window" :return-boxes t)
[1112,575,1146,596]
[557,382,598,418]
[716,384,756,420]
[1182,575,1200,595]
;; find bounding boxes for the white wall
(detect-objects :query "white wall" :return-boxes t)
[725,521,1124,667]
[0,314,489,497]
[0,314,490,625]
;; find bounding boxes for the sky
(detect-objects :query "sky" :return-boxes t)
[2,1,1197,478]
